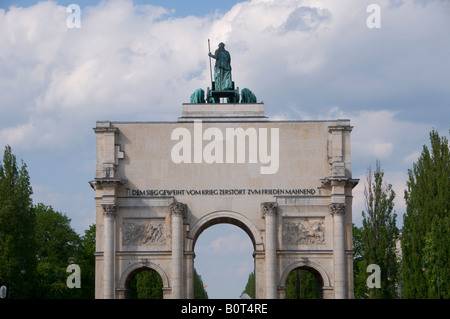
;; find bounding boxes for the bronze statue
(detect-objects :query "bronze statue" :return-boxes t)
[208,42,232,91]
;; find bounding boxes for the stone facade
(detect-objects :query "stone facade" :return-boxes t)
[90,103,358,299]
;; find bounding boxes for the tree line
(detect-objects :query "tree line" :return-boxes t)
[0,146,95,298]
[354,129,449,299]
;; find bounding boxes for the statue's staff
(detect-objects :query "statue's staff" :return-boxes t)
[208,39,213,89]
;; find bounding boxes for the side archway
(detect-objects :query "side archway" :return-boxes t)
[279,260,332,299]
[118,261,170,299]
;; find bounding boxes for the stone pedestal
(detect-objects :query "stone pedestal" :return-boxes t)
[179,103,268,122]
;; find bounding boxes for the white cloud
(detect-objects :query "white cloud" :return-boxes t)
[0,122,35,148]
[0,0,213,150]
[350,110,433,168]
[1,0,448,153]
[403,150,421,165]
[197,228,253,256]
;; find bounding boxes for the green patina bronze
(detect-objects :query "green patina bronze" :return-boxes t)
[208,42,233,91]
[190,41,258,104]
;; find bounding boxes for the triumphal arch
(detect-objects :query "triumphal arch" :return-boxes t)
[90,43,358,299]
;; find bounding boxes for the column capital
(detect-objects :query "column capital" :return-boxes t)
[261,202,278,217]
[102,204,117,217]
[329,203,346,216]
[170,202,186,218]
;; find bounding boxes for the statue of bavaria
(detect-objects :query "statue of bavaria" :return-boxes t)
[208,42,232,91]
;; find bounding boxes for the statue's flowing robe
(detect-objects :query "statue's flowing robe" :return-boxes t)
[213,48,232,90]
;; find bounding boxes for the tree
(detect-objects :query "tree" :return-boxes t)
[285,269,320,299]
[241,271,255,299]
[194,268,208,299]
[129,267,207,299]
[76,224,96,298]
[130,269,163,299]
[360,160,399,298]
[0,145,36,298]
[352,223,367,298]
[34,203,81,298]
[402,129,449,299]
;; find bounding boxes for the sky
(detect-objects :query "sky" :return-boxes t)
[0,0,449,298]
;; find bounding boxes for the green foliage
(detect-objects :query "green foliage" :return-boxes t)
[76,224,96,298]
[359,160,399,298]
[130,269,163,299]
[352,223,368,298]
[0,145,36,298]
[241,271,255,299]
[241,269,321,299]
[0,145,96,298]
[33,204,97,298]
[194,268,208,299]
[128,267,208,299]
[402,129,449,299]
[285,269,320,299]
[34,203,81,298]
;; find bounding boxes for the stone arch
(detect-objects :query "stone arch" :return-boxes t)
[118,260,170,298]
[279,259,331,294]
[187,210,262,252]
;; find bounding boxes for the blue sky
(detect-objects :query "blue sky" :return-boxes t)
[1,0,449,298]
[0,0,239,16]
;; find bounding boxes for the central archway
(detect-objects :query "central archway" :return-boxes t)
[187,211,262,298]
[188,210,261,252]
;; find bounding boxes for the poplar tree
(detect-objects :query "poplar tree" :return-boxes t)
[193,268,208,299]
[402,130,449,299]
[241,271,255,299]
[0,145,36,298]
[360,160,399,298]
[352,224,367,298]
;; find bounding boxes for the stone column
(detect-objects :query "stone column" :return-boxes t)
[186,252,194,299]
[102,204,117,299]
[170,202,186,299]
[262,202,278,299]
[330,202,346,299]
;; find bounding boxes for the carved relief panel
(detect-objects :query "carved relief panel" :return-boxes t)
[122,219,169,246]
[282,218,325,245]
